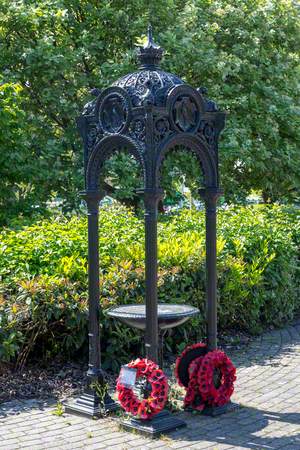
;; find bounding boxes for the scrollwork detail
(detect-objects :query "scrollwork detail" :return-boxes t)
[82,99,97,116]
[199,120,216,147]
[128,118,146,143]
[154,117,170,143]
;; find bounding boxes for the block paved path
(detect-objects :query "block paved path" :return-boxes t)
[1,319,300,450]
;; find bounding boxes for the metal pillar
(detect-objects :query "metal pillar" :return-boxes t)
[199,188,223,351]
[139,188,164,363]
[86,191,103,385]
[64,190,118,418]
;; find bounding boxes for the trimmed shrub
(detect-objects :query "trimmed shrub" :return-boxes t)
[0,204,299,370]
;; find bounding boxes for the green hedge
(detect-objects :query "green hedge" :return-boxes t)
[0,205,299,370]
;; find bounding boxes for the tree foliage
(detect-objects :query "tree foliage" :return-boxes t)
[164,0,300,203]
[0,0,299,222]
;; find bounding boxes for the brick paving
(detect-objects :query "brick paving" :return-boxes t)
[1,319,300,449]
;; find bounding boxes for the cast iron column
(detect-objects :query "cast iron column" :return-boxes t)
[141,188,164,363]
[85,190,103,384]
[65,190,118,417]
[199,187,223,351]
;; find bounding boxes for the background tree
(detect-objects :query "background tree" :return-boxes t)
[162,0,300,203]
[0,0,299,224]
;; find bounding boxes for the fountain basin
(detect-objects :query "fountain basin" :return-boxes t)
[106,304,199,330]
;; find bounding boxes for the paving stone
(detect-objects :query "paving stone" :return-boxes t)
[0,446,22,450]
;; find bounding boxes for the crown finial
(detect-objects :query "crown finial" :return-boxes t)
[136,25,164,69]
[147,24,154,46]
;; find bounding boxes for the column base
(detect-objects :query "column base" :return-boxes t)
[186,401,240,417]
[119,410,186,438]
[64,392,119,419]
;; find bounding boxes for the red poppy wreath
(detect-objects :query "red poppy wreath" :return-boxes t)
[197,349,236,407]
[184,356,207,411]
[116,358,168,420]
[175,344,236,409]
[175,342,207,387]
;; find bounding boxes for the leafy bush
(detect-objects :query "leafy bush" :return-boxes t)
[0,204,299,370]
[0,0,299,223]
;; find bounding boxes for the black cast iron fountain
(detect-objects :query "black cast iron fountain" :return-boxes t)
[65,24,226,433]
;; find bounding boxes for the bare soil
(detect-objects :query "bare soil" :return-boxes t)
[0,330,252,404]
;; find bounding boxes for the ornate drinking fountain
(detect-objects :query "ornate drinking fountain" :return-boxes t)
[65,25,226,429]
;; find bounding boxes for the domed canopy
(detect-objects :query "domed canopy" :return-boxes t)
[114,69,184,108]
[79,25,226,191]
[114,26,184,107]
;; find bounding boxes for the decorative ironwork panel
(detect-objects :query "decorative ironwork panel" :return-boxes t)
[78,25,225,191]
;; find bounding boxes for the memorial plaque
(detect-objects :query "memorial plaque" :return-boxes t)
[119,366,137,388]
